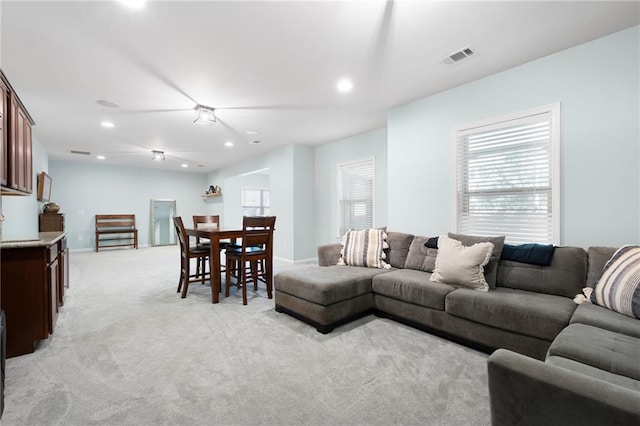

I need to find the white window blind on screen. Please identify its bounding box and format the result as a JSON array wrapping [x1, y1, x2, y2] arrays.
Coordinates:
[[337, 158, 374, 237], [455, 104, 560, 244], [242, 187, 270, 216]]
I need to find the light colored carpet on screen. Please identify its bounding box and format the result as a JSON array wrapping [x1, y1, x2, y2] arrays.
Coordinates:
[[3, 245, 490, 425]]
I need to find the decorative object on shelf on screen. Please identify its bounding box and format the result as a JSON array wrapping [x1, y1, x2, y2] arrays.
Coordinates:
[[205, 185, 222, 195], [43, 202, 60, 214]]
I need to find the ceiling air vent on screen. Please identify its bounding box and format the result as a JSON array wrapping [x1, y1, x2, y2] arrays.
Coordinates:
[[440, 46, 476, 65], [70, 150, 91, 156]]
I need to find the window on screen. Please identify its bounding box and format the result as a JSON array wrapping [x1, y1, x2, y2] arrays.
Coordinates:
[[337, 158, 374, 236], [454, 104, 560, 244], [242, 188, 270, 216]]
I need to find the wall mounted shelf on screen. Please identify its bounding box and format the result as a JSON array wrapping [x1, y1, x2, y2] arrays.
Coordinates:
[[202, 193, 223, 203]]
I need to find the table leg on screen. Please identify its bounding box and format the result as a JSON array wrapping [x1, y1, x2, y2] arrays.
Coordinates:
[[211, 237, 220, 303]]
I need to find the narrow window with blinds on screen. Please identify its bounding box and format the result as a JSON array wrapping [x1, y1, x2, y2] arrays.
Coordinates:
[[242, 187, 270, 216], [454, 104, 560, 244], [337, 158, 375, 237]]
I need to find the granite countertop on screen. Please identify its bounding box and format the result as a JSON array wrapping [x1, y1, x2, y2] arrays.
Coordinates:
[[0, 231, 67, 248]]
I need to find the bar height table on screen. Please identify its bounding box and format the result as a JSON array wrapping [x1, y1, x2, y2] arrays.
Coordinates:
[[185, 227, 243, 303]]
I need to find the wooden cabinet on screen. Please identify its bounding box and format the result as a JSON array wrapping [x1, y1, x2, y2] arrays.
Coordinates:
[[0, 234, 67, 358], [47, 244, 60, 334], [0, 77, 7, 187], [1, 69, 34, 195], [58, 236, 69, 306], [39, 213, 65, 232]]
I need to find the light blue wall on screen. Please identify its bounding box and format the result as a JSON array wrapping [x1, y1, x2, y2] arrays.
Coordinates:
[[293, 145, 316, 260], [388, 26, 640, 247], [314, 127, 387, 245], [223, 172, 270, 229], [2, 137, 48, 239], [49, 160, 207, 250], [207, 145, 316, 261]]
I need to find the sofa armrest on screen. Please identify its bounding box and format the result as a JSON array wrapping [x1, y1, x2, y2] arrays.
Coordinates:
[[317, 243, 342, 266], [488, 349, 640, 426]]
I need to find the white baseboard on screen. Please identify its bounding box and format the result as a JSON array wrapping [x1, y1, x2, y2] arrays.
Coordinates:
[[70, 243, 151, 253], [274, 256, 318, 265]]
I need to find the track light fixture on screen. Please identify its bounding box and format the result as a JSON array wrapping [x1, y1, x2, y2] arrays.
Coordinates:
[[152, 150, 165, 161], [194, 105, 217, 125]]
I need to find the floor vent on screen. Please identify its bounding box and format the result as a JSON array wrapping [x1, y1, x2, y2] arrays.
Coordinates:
[[70, 150, 91, 155], [440, 46, 476, 65]]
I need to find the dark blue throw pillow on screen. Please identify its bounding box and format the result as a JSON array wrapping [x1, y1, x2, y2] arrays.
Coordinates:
[[501, 243, 556, 266], [424, 237, 439, 249]]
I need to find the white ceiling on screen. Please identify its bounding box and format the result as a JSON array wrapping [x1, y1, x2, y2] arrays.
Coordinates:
[[1, 1, 638, 172]]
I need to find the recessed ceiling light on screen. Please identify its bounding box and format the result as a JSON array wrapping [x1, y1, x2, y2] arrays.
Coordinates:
[[96, 155, 106, 160], [118, 0, 146, 9], [245, 130, 260, 136], [224, 141, 234, 148], [336, 78, 353, 93], [181, 164, 189, 168], [101, 121, 114, 128]]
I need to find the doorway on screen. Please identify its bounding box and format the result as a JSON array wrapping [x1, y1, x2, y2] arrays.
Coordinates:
[[150, 199, 176, 246]]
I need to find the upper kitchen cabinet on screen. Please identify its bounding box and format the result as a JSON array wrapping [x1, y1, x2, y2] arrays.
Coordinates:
[[0, 76, 7, 187], [1, 69, 35, 195]]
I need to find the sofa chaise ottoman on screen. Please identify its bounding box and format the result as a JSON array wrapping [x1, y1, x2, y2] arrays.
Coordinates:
[[274, 232, 414, 333]]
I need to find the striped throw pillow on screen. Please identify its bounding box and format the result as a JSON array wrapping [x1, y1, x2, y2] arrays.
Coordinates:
[[590, 245, 640, 319], [338, 229, 391, 269]]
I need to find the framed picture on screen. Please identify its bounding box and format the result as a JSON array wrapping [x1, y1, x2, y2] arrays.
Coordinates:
[[37, 171, 52, 202]]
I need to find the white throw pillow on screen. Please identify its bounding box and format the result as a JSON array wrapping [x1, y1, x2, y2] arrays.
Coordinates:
[[589, 245, 640, 319], [430, 235, 494, 291], [337, 228, 391, 269]]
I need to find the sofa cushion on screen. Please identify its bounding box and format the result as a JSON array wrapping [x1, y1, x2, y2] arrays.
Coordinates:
[[496, 246, 587, 298], [590, 245, 640, 319], [338, 228, 391, 269], [570, 303, 640, 339], [385, 232, 415, 269], [546, 356, 640, 392], [317, 243, 343, 266], [587, 246, 617, 287], [404, 236, 438, 273], [448, 232, 505, 289], [431, 235, 493, 291], [372, 269, 455, 311], [501, 243, 555, 266], [445, 287, 577, 341], [274, 265, 388, 306], [548, 324, 640, 381]]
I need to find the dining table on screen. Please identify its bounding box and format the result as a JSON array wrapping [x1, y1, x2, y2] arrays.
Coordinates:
[[185, 227, 243, 303]]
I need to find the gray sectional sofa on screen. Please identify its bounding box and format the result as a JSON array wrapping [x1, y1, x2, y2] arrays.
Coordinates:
[[274, 233, 640, 425]]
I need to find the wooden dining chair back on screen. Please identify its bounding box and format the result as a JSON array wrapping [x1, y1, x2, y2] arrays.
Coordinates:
[[173, 216, 210, 299], [225, 216, 276, 305], [192, 215, 220, 246], [192, 215, 225, 276]]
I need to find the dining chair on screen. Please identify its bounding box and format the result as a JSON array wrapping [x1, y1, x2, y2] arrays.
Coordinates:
[[173, 216, 210, 298], [225, 216, 276, 305], [192, 215, 230, 277]]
